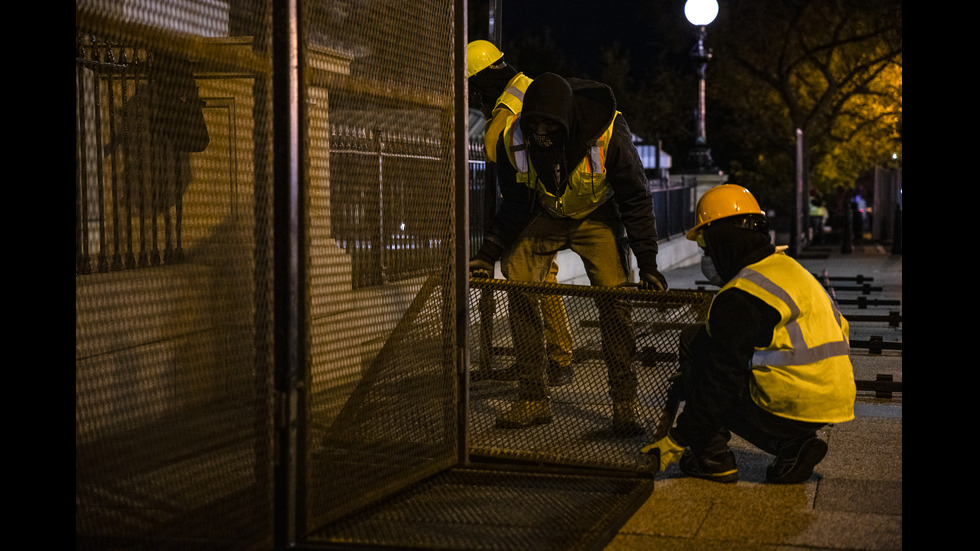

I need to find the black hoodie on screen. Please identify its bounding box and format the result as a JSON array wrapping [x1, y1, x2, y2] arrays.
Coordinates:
[[481, 73, 661, 275], [671, 223, 782, 450], [702, 220, 775, 283]]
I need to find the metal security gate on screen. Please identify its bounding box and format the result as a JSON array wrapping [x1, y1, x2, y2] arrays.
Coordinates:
[[75, 2, 277, 550], [301, 279, 711, 551], [466, 281, 711, 471], [76, 2, 713, 550], [307, 467, 654, 551]]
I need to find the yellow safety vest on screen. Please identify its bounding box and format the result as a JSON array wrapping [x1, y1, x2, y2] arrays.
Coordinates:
[[484, 73, 533, 164], [710, 251, 856, 423], [503, 113, 616, 219]]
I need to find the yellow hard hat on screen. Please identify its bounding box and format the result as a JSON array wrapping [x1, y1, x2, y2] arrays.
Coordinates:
[[467, 40, 504, 78], [686, 184, 766, 241]]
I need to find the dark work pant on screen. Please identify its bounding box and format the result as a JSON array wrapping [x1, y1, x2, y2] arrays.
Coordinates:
[[679, 324, 825, 459]]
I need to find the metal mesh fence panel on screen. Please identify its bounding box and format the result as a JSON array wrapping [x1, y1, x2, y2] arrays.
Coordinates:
[[308, 467, 653, 551], [468, 279, 713, 472], [76, 1, 276, 550], [77, 1, 708, 548], [301, 0, 461, 535], [306, 279, 709, 550], [308, 274, 459, 526]]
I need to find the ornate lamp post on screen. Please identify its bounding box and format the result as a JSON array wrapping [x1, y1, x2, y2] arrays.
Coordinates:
[[684, 0, 718, 173]]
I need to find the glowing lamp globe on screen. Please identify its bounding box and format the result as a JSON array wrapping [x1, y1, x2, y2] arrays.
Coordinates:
[[684, 0, 719, 26]]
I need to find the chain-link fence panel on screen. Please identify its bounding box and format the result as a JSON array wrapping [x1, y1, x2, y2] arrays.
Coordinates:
[[305, 278, 710, 550], [301, 0, 462, 536], [307, 467, 653, 551], [308, 274, 460, 526], [76, 2, 277, 550], [468, 279, 713, 472], [77, 1, 710, 549]]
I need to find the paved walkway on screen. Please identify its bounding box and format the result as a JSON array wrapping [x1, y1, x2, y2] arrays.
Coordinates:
[[606, 244, 903, 550]]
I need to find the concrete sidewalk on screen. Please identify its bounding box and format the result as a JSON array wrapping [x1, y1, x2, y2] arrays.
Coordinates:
[[606, 244, 903, 550]]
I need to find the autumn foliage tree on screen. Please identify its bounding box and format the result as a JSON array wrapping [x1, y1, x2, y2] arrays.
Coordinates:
[[707, 0, 902, 213], [467, 0, 901, 220]]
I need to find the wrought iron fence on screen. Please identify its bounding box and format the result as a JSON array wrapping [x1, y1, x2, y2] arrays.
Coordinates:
[[653, 174, 698, 240], [76, 35, 209, 275], [469, 139, 493, 253], [329, 123, 448, 287]]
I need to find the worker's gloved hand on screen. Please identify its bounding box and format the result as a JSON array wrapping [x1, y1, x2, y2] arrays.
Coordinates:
[[641, 434, 685, 472], [469, 257, 493, 279], [470, 241, 502, 279], [638, 268, 668, 291]]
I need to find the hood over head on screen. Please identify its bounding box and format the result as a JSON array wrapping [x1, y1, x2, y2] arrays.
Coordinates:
[[519, 73, 617, 189], [520, 73, 617, 149], [565, 76, 617, 150], [520, 72, 573, 141], [702, 215, 775, 283]]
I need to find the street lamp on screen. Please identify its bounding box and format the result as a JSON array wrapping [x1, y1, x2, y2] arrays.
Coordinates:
[[684, 0, 718, 173]]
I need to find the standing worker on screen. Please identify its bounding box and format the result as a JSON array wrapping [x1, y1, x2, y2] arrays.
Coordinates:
[[469, 72, 667, 436], [467, 40, 574, 386], [642, 184, 855, 483]]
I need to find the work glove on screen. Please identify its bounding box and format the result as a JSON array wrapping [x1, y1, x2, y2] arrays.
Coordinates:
[[469, 257, 493, 279], [641, 434, 685, 472], [470, 241, 502, 279], [638, 268, 668, 291]]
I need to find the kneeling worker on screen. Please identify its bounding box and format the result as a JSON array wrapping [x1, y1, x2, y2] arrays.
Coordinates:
[[642, 184, 855, 483]]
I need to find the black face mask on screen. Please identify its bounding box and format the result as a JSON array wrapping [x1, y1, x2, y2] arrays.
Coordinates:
[[530, 127, 565, 151], [702, 221, 774, 283], [525, 134, 566, 194], [469, 89, 484, 110], [521, 72, 572, 152], [523, 118, 567, 183]]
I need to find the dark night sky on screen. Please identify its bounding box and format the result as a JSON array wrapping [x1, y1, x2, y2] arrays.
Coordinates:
[[469, 0, 698, 78]]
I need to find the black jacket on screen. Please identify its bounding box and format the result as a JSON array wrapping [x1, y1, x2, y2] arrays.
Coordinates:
[[672, 224, 780, 449]]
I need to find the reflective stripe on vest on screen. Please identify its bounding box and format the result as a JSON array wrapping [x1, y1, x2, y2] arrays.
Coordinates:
[[493, 73, 532, 120], [509, 117, 529, 173], [485, 74, 533, 164], [713, 252, 856, 423], [738, 268, 851, 367]]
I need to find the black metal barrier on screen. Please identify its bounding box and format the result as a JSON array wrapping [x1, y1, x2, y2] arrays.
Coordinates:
[[850, 336, 903, 355], [303, 277, 714, 551], [855, 374, 902, 399], [307, 466, 656, 551], [466, 278, 713, 472]]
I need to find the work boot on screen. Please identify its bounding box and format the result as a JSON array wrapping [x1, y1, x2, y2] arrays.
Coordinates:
[[546, 359, 574, 386], [495, 399, 552, 429], [611, 399, 645, 437], [766, 437, 828, 484], [679, 449, 739, 483]]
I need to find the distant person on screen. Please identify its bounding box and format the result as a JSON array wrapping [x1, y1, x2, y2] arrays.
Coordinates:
[[469, 72, 667, 436], [852, 192, 867, 242], [467, 40, 574, 386], [642, 184, 855, 483], [808, 193, 827, 246]]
